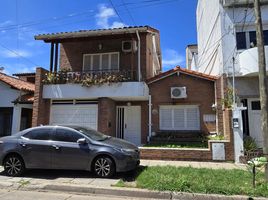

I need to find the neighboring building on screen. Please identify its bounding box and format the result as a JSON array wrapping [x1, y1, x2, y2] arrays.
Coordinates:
[[147, 66, 217, 136], [196, 0, 268, 146], [32, 26, 218, 146], [186, 44, 198, 70], [0, 73, 35, 137]]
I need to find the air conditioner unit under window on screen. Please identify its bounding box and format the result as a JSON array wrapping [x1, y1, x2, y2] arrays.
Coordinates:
[[171, 87, 187, 99], [122, 41, 137, 53]]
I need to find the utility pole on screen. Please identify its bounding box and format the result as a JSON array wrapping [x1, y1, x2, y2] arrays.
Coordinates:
[[254, 0, 268, 181]]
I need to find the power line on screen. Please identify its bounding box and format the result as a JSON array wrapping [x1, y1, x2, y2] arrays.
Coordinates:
[[0, 42, 40, 67], [0, 0, 178, 32], [121, 0, 136, 26], [108, 0, 126, 25]]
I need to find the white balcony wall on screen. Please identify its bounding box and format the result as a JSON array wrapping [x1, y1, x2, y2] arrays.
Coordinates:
[[239, 46, 268, 75], [43, 82, 149, 101]]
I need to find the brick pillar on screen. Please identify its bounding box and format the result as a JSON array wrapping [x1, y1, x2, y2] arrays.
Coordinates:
[[32, 67, 50, 127], [215, 75, 227, 135], [98, 98, 116, 137], [224, 109, 235, 161]]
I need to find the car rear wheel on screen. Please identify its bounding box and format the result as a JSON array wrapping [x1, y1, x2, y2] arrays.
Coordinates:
[[93, 157, 115, 178], [3, 155, 25, 177]]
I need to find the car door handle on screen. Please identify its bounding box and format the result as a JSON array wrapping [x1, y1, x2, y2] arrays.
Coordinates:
[[19, 142, 27, 147], [52, 145, 60, 150]]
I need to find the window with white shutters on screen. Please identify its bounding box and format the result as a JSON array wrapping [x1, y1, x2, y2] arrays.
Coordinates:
[[83, 52, 119, 71], [159, 105, 200, 130]]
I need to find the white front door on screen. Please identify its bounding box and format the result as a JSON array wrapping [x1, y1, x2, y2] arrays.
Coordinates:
[[248, 98, 262, 147], [116, 106, 141, 146], [50, 104, 98, 130]]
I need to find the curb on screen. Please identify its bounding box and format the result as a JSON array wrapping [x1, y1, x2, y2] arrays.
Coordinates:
[[43, 184, 172, 199], [42, 184, 268, 200]]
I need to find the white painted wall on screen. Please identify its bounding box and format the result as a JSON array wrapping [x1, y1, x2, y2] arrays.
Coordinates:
[[43, 82, 149, 100], [196, 0, 268, 76], [196, 0, 223, 75], [0, 82, 20, 107]]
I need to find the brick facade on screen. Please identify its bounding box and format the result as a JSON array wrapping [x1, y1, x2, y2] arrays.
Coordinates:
[[59, 33, 161, 80], [149, 73, 216, 134], [215, 75, 227, 135], [32, 68, 50, 127]]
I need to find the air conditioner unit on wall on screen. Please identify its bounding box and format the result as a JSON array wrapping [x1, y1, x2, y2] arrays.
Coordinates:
[[171, 87, 187, 99], [122, 41, 137, 53]]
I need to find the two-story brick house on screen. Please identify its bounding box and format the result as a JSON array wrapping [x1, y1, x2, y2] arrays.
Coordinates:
[[32, 26, 218, 147], [33, 26, 161, 146]]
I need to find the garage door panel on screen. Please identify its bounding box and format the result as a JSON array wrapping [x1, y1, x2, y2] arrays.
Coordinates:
[[50, 105, 98, 130]]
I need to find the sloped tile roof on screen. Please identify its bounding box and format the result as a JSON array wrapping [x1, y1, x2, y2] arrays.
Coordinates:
[[146, 66, 218, 84], [34, 26, 159, 41], [0, 72, 35, 92]]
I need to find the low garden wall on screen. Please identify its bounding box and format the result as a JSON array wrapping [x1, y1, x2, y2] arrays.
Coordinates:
[[140, 139, 234, 162]]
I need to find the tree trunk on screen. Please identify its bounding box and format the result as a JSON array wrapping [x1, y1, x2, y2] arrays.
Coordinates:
[[254, 0, 268, 181]]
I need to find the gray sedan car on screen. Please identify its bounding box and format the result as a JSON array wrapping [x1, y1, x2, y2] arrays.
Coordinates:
[[0, 125, 140, 178]]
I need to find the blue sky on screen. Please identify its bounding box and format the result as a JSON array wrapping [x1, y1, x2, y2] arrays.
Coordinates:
[[0, 0, 197, 74]]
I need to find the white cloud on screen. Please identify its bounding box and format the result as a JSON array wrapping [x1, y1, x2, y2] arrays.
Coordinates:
[[0, 20, 13, 27], [0, 49, 32, 58], [110, 21, 126, 29], [0, 20, 13, 33], [162, 49, 185, 68], [95, 4, 126, 29]]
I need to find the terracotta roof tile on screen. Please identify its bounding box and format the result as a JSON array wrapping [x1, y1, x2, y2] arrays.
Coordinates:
[[146, 66, 218, 84], [0, 72, 35, 92]]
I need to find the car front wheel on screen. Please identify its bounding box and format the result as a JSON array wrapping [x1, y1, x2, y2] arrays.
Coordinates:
[[3, 155, 25, 177], [93, 157, 115, 178]]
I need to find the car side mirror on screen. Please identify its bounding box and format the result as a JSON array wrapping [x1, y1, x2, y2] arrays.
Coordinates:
[[77, 138, 87, 144]]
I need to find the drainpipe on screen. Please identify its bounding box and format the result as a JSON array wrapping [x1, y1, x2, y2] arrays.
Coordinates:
[[136, 30, 141, 82], [148, 95, 152, 142]]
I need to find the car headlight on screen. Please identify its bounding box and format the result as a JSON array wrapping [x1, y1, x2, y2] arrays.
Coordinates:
[[115, 148, 136, 154]]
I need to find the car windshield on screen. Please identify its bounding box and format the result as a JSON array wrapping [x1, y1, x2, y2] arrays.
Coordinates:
[[70, 126, 110, 141]]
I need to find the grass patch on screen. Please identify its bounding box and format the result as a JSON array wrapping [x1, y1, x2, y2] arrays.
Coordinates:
[[18, 180, 30, 188], [117, 166, 268, 197], [143, 143, 208, 149], [208, 135, 225, 141]]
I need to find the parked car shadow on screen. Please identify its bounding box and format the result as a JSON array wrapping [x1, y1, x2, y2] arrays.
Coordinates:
[[0, 165, 147, 180], [115, 165, 147, 182]]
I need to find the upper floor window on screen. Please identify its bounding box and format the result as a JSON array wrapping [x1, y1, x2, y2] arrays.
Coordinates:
[[236, 32, 247, 50], [236, 30, 268, 50], [83, 52, 119, 72]]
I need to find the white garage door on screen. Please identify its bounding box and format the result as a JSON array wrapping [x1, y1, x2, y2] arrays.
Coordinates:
[[160, 105, 200, 130], [50, 104, 98, 130]]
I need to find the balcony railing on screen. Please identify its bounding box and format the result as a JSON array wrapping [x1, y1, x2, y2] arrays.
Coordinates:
[[43, 69, 138, 86]]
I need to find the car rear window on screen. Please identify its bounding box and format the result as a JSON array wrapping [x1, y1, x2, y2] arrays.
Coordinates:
[[23, 128, 51, 140]]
